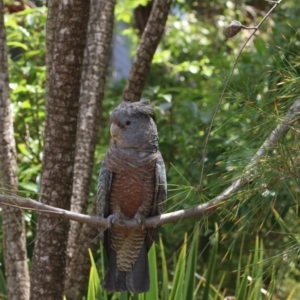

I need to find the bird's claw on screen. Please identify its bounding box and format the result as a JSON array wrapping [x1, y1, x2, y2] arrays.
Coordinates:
[[107, 212, 125, 228], [134, 212, 146, 230]]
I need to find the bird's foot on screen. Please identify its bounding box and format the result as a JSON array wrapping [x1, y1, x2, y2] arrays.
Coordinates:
[[107, 212, 125, 228], [134, 212, 146, 230]]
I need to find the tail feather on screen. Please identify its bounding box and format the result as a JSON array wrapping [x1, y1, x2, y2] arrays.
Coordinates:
[[102, 249, 120, 291], [102, 242, 150, 292], [126, 242, 149, 293]]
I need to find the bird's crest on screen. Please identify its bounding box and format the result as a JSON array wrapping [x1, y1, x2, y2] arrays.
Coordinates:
[[118, 100, 154, 117]]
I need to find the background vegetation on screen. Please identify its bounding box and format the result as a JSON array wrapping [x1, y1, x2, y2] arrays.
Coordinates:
[[2, 0, 300, 299]]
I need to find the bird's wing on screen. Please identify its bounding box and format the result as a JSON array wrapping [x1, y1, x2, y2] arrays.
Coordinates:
[[154, 151, 167, 215], [96, 157, 112, 243], [146, 151, 167, 250]]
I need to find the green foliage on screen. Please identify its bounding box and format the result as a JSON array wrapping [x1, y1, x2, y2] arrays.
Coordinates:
[[159, 235, 169, 300], [168, 233, 186, 300], [3, 6, 47, 279], [4, 0, 300, 298], [202, 224, 219, 300], [87, 229, 297, 299], [87, 249, 102, 300], [5, 8, 46, 198], [145, 245, 158, 300], [183, 227, 198, 299]]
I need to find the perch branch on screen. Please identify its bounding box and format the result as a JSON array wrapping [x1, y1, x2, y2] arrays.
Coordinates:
[[0, 100, 299, 229]]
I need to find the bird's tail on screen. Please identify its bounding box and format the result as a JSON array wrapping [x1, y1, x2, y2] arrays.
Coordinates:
[[102, 242, 150, 293]]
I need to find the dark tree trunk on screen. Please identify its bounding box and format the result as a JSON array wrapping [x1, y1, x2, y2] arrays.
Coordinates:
[[29, 1, 89, 299], [134, 1, 153, 35], [64, 0, 116, 298], [0, 1, 30, 299], [122, 0, 172, 103]]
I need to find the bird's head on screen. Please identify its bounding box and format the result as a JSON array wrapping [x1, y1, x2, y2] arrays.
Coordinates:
[[110, 101, 158, 152]]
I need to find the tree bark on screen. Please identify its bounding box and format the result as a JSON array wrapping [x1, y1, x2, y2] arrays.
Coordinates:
[[122, 0, 172, 102], [29, 1, 89, 299], [0, 1, 30, 299], [64, 0, 116, 298], [65, 202, 99, 299]]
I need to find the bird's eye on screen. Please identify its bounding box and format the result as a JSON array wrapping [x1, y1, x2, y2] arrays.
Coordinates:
[[125, 121, 131, 125]]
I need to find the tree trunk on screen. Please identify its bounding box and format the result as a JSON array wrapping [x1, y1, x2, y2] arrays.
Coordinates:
[[29, 1, 89, 299], [0, 1, 30, 299], [64, 0, 116, 298], [65, 0, 171, 299], [65, 202, 100, 299], [122, 0, 172, 103]]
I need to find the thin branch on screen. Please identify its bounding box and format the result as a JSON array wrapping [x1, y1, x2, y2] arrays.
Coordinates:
[[198, 0, 282, 189], [0, 99, 299, 230], [122, 0, 172, 102]]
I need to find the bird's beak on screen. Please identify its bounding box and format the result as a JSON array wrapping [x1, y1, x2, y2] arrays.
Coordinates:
[[110, 123, 120, 140]]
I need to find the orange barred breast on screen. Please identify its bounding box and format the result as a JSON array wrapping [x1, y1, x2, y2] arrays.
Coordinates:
[[106, 145, 157, 218]]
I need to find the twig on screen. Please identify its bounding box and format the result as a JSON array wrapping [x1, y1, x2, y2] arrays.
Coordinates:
[[198, 0, 282, 190], [0, 98, 299, 229]]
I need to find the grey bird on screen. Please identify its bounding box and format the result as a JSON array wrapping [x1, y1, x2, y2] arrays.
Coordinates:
[[96, 100, 167, 293]]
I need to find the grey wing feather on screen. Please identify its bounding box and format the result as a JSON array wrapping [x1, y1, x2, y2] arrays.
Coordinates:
[[96, 157, 112, 240], [146, 151, 167, 250], [155, 151, 167, 215]]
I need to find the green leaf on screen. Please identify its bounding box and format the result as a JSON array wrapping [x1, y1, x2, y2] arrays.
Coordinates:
[[237, 265, 249, 300], [183, 226, 199, 299], [189, 65, 199, 74], [19, 182, 38, 193], [249, 237, 264, 300], [145, 245, 158, 300], [87, 249, 102, 300], [7, 41, 28, 50], [161, 94, 172, 103], [119, 292, 128, 300], [202, 224, 218, 300], [169, 234, 187, 300], [253, 38, 266, 56], [159, 235, 169, 300], [235, 234, 245, 296]]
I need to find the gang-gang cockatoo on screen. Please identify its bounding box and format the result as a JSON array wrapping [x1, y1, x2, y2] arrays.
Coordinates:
[[96, 100, 166, 292]]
